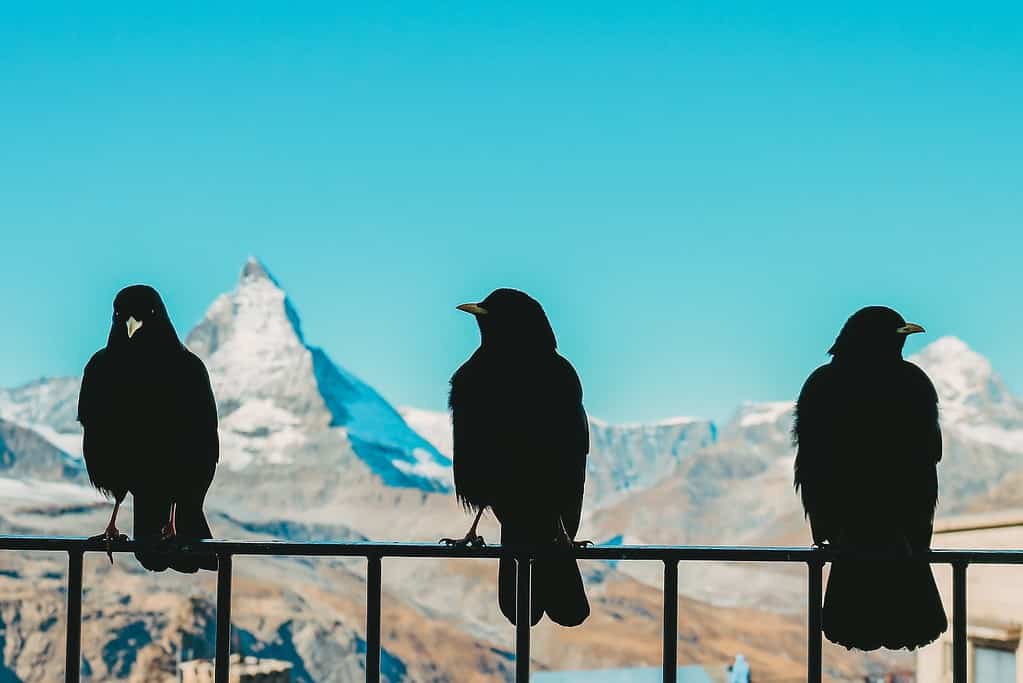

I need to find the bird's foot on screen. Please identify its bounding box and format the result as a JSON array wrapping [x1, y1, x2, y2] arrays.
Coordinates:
[[160, 521, 178, 542], [89, 526, 128, 564], [440, 534, 486, 549], [554, 529, 592, 550]]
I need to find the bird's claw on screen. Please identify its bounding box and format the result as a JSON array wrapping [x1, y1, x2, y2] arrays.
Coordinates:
[[90, 528, 128, 564], [554, 531, 593, 551], [160, 524, 177, 542], [440, 535, 486, 549]]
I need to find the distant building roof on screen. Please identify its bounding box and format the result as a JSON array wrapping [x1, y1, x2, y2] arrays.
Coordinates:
[[179, 654, 292, 677], [532, 666, 714, 682]]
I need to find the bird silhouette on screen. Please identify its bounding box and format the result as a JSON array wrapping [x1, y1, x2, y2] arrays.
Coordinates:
[[794, 305, 947, 650], [78, 285, 218, 572], [443, 288, 590, 627]]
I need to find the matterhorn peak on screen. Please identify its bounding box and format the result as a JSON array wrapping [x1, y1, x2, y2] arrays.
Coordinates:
[[183, 259, 452, 490], [240, 256, 279, 286]]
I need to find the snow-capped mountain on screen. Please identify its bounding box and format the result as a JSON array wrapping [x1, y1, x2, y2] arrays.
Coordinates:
[[586, 416, 717, 503], [0, 376, 82, 456], [913, 336, 1023, 449], [186, 258, 451, 490]]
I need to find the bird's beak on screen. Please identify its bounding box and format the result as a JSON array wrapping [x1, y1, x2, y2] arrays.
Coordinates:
[[126, 316, 144, 339], [457, 303, 488, 316], [896, 323, 925, 335]]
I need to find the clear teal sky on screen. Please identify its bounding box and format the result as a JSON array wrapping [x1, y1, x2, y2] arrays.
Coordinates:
[[2, 3, 1020, 422]]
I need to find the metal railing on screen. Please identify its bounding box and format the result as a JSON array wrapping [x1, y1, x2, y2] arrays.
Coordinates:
[[2, 537, 1020, 683]]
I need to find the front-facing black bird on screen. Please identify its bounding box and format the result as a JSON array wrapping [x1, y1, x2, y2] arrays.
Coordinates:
[[444, 288, 590, 627], [78, 285, 219, 572], [794, 306, 947, 650]]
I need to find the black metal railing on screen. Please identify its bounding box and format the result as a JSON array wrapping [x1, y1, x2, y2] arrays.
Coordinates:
[[2, 537, 1019, 683]]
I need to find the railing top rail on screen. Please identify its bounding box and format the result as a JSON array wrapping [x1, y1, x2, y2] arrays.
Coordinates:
[[2, 535, 1023, 564]]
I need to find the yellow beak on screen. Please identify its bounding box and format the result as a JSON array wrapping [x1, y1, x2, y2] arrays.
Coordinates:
[[896, 322, 925, 335], [456, 303, 488, 316], [126, 316, 144, 339]]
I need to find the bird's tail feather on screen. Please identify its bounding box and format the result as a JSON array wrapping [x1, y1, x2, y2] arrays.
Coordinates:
[[823, 558, 947, 650], [498, 557, 544, 626], [497, 527, 589, 627], [534, 553, 589, 627], [172, 502, 218, 573]]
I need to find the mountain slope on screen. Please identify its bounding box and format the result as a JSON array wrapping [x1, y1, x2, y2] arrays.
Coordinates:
[[0, 376, 82, 455]]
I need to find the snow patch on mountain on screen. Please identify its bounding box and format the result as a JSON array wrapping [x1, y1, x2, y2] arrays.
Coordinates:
[[0, 477, 102, 506], [0, 377, 83, 456], [310, 346, 452, 489], [737, 401, 794, 428], [399, 407, 454, 458]]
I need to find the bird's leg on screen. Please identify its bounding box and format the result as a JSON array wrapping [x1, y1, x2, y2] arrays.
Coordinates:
[[160, 502, 178, 541], [89, 497, 128, 564], [556, 517, 592, 550], [440, 507, 486, 548]]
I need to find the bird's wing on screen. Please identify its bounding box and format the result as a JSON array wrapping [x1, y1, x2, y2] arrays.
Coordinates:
[[550, 354, 589, 539], [177, 349, 220, 470], [78, 350, 123, 496], [449, 352, 491, 511], [900, 360, 942, 548], [793, 364, 838, 544], [902, 361, 942, 464], [77, 350, 109, 427]]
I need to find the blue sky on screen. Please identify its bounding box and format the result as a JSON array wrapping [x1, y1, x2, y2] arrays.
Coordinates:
[[1, 3, 1020, 422]]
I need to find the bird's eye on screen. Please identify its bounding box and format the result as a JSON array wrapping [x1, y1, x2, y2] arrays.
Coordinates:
[[150, 309, 156, 316]]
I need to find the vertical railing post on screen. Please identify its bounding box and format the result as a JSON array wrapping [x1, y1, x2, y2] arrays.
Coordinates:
[[662, 559, 679, 683], [953, 561, 967, 683], [515, 554, 532, 683], [215, 555, 233, 683], [64, 549, 83, 683], [807, 558, 824, 683], [366, 555, 382, 683]]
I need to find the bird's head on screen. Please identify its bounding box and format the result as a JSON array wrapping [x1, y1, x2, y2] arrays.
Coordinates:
[[108, 285, 179, 349], [457, 288, 557, 351], [828, 306, 925, 360]]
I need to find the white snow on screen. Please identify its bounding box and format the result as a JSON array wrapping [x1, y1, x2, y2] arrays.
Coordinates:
[[739, 401, 794, 427], [0, 376, 83, 456], [394, 448, 454, 481], [912, 337, 994, 406], [0, 477, 103, 506], [218, 399, 307, 470], [398, 407, 454, 457], [3, 420, 83, 457]]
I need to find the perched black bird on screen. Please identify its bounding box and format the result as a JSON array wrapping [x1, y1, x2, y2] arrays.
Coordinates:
[[78, 285, 218, 572], [793, 306, 947, 650], [443, 288, 590, 627]]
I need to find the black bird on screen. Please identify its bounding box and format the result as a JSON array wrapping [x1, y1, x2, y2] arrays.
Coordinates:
[[793, 306, 947, 650], [78, 285, 219, 572], [443, 288, 590, 627]]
